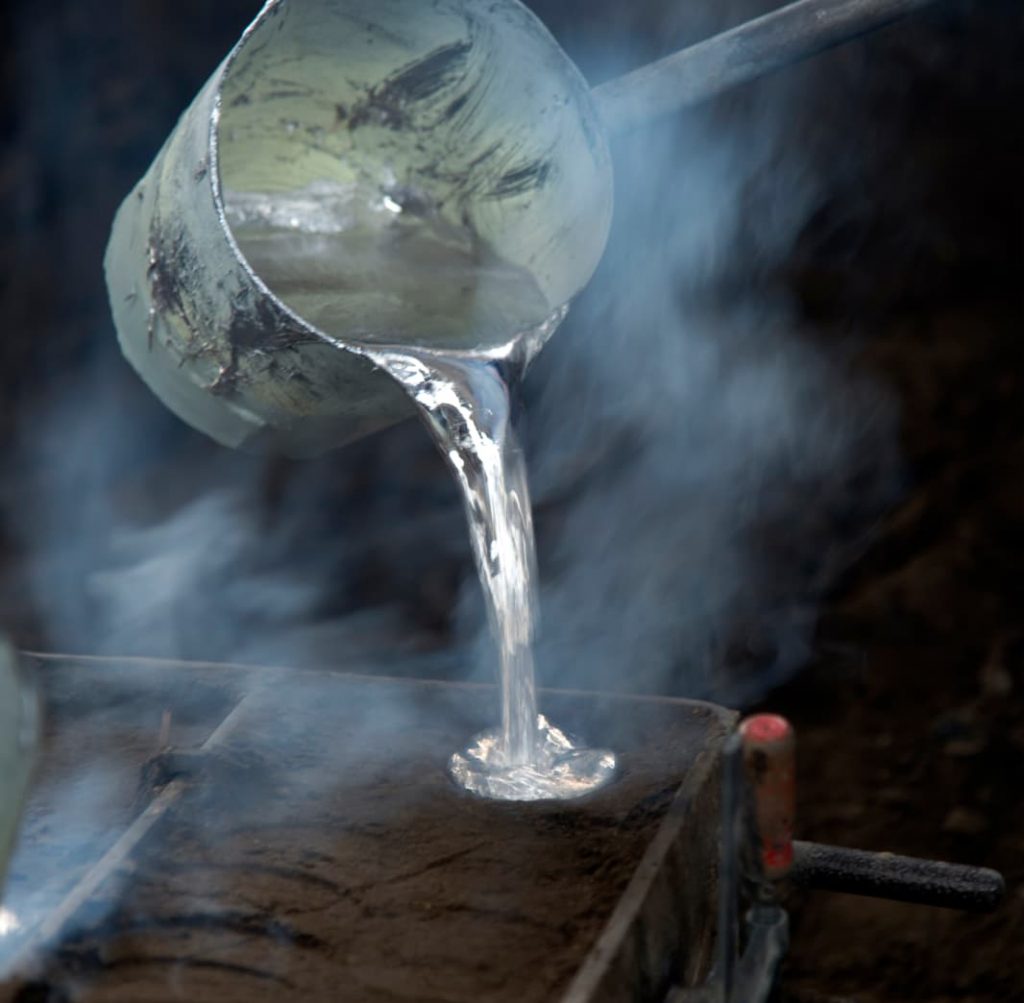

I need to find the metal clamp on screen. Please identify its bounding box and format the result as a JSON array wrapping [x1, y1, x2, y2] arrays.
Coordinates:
[[669, 712, 1005, 1003]]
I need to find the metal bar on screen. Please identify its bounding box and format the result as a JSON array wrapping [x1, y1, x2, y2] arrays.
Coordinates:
[[6, 691, 258, 976], [24, 780, 189, 952], [731, 903, 789, 1003], [716, 734, 744, 1003], [1, 641, 38, 893], [666, 740, 789, 1003], [593, 0, 940, 132], [21, 649, 736, 711], [790, 840, 1005, 912]]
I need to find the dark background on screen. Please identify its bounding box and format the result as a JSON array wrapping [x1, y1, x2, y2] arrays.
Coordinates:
[[1, 0, 1022, 999]]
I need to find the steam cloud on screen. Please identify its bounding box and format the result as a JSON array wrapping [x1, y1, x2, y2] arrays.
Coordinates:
[[510, 2, 901, 702], [1, 0, 902, 703], [524, 108, 899, 702]]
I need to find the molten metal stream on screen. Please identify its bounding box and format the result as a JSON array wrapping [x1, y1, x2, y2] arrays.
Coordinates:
[[366, 344, 617, 800], [228, 184, 616, 800]]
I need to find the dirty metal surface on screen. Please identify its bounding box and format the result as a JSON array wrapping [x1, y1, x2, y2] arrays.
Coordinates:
[[0, 658, 733, 1002]]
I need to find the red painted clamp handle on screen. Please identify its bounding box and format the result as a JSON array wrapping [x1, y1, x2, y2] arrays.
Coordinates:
[[739, 713, 796, 880]]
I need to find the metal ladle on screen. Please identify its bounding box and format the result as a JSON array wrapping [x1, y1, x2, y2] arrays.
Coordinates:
[[105, 0, 937, 456]]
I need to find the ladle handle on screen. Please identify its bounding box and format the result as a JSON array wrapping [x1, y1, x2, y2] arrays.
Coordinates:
[[592, 0, 940, 132]]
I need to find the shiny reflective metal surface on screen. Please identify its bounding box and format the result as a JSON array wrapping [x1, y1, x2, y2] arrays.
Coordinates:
[[104, 0, 612, 457], [450, 714, 617, 802], [104, 0, 945, 457]]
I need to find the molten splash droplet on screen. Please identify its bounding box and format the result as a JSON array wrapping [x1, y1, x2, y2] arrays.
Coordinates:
[[450, 715, 616, 801]]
